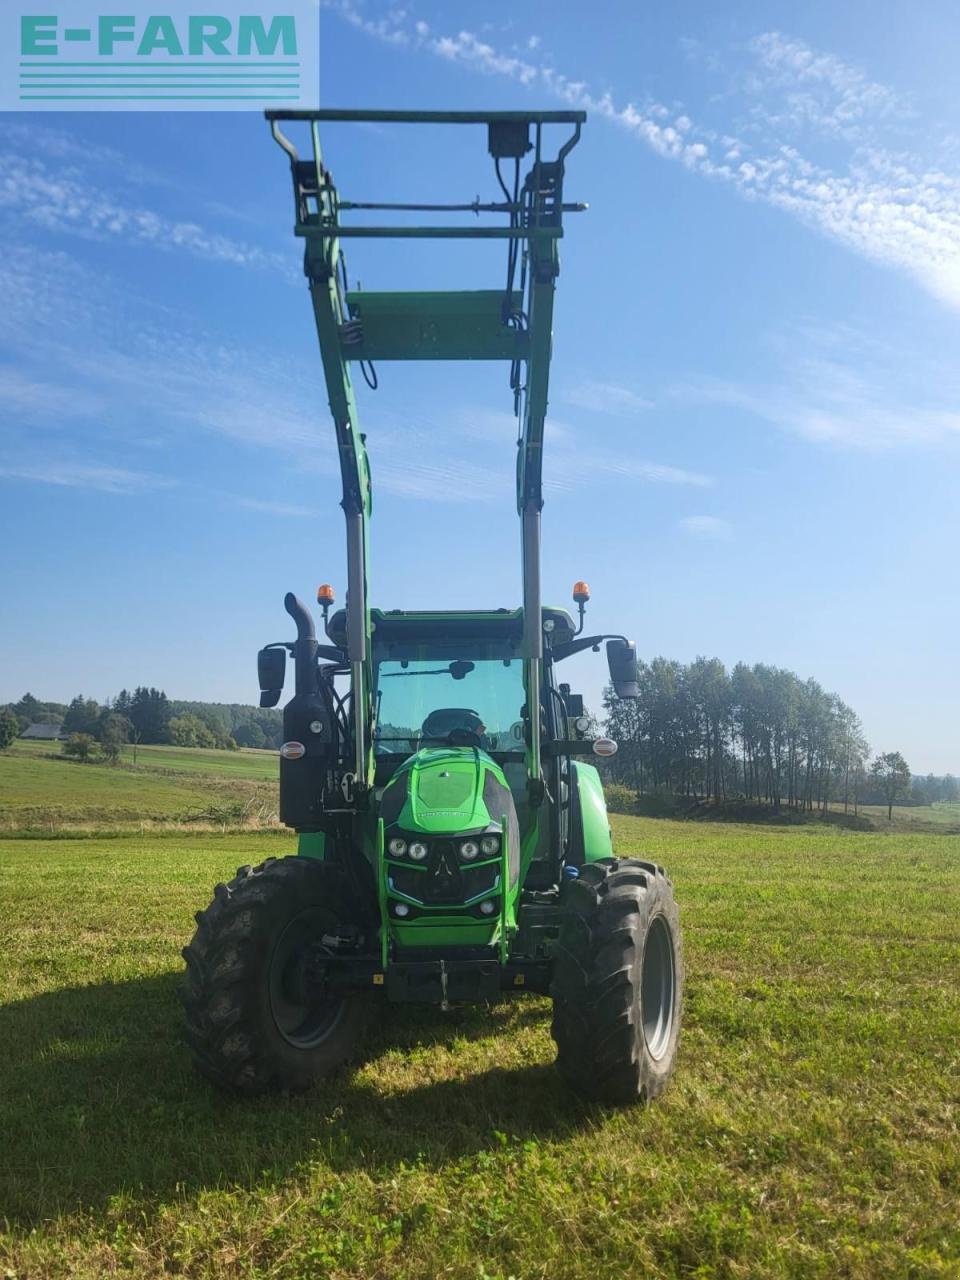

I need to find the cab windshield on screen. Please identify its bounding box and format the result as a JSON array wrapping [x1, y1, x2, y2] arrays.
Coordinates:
[[374, 650, 526, 756]]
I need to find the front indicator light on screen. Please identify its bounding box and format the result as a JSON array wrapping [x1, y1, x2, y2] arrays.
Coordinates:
[[480, 835, 500, 856], [592, 737, 618, 758], [460, 840, 480, 860], [408, 842, 428, 861], [388, 838, 407, 856]]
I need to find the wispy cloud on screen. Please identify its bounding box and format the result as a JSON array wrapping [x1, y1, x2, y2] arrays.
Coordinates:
[[431, 29, 540, 84], [744, 32, 906, 141], [561, 379, 653, 417], [0, 366, 105, 419], [1, 121, 173, 188], [0, 243, 706, 507], [580, 456, 711, 487], [678, 515, 732, 540], [0, 460, 173, 494], [673, 324, 960, 451], [0, 137, 288, 273], [325, 4, 960, 311], [231, 495, 317, 518]]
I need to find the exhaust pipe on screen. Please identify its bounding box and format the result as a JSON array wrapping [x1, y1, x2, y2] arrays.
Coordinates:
[[284, 592, 318, 698]]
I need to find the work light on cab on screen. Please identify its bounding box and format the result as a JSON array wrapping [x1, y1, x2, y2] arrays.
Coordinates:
[[317, 582, 335, 623], [572, 580, 590, 633]]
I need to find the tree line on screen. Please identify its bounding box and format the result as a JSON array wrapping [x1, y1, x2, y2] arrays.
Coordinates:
[[2, 690, 283, 754], [601, 657, 957, 817]]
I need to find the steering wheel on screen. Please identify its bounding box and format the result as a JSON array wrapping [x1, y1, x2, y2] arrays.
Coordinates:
[[446, 727, 484, 748]]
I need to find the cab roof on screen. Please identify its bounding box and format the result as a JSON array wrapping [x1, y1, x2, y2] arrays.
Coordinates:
[[325, 606, 577, 648]]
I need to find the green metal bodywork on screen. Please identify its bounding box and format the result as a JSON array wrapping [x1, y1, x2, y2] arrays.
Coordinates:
[[378, 747, 522, 952], [297, 831, 326, 860], [574, 763, 615, 861], [387, 747, 501, 835], [380, 746, 519, 951]]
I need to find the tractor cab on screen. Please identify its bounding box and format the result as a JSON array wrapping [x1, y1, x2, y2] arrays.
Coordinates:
[[260, 599, 635, 954]]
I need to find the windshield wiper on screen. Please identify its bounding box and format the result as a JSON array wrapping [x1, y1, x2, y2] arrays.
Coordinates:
[[380, 660, 475, 680]]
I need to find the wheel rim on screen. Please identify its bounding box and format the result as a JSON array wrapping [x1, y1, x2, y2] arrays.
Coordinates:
[[640, 914, 676, 1061], [268, 910, 346, 1049]]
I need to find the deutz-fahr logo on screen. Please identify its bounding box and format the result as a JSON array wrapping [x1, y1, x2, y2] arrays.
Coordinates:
[[5, 1, 317, 110]]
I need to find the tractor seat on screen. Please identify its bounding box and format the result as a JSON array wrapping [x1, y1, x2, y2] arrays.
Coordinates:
[[420, 708, 486, 744]]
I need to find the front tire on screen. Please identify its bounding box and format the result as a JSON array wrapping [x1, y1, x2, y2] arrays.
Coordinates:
[[551, 858, 683, 1105], [180, 856, 372, 1094]]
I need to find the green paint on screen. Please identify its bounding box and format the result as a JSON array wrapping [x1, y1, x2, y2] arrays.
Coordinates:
[[342, 290, 526, 361], [296, 831, 325, 860], [389, 748, 498, 835], [378, 746, 518, 955], [575, 763, 615, 861]]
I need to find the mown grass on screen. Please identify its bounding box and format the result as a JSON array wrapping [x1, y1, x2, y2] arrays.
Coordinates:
[[113, 743, 278, 779], [1, 818, 959, 1278], [853, 801, 960, 831], [0, 743, 278, 832]]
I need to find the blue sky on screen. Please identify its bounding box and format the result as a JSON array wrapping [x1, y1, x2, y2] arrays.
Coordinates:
[[1, 0, 958, 772]]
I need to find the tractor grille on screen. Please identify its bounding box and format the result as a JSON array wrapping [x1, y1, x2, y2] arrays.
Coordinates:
[[389, 844, 499, 906]]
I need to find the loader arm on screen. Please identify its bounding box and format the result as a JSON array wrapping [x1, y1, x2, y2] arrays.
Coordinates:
[[267, 108, 585, 795]]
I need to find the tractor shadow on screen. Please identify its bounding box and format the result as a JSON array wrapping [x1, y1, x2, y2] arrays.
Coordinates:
[[1, 972, 595, 1226]]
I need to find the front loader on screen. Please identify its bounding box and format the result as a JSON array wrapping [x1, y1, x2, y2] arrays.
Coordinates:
[[181, 110, 683, 1105]]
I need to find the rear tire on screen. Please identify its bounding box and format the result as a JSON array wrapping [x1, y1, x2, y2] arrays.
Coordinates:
[[551, 857, 683, 1105], [180, 856, 372, 1094]]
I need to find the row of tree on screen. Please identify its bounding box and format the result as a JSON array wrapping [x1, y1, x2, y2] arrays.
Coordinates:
[[601, 658, 955, 817], [4, 690, 283, 751]]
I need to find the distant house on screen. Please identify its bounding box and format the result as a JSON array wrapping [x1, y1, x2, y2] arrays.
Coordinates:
[[20, 723, 66, 741]]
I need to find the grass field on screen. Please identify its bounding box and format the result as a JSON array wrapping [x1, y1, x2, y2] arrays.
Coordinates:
[[10, 737, 279, 778], [0, 741, 278, 831], [2, 816, 959, 1278], [854, 801, 960, 830]]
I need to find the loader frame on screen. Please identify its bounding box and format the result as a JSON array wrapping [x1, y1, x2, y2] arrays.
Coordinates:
[[266, 108, 586, 806]]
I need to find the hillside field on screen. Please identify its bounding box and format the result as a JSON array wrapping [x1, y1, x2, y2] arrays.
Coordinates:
[[0, 740, 279, 830], [1, 814, 958, 1278]]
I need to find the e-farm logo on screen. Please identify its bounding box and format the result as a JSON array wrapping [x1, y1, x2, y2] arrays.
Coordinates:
[[4, 0, 318, 109]]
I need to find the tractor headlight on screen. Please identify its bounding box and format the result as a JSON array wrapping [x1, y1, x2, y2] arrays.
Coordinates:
[[459, 839, 480, 861], [408, 841, 429, 861], [388, 837, 407, 856], [480, 835, 500, 856]]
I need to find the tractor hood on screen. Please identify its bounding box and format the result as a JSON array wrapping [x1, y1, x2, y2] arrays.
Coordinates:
[[380, 746, 505, 836]]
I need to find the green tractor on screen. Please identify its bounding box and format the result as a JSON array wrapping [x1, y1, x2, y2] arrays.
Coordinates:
[[181, 110, 683, 1105]]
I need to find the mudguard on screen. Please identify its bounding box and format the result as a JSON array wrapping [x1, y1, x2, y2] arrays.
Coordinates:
[[568, 761, 614, 865]]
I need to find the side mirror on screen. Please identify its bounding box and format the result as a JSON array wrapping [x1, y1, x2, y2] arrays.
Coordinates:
[[606, 638, 640, 699], [258, 646, 286, 708]]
